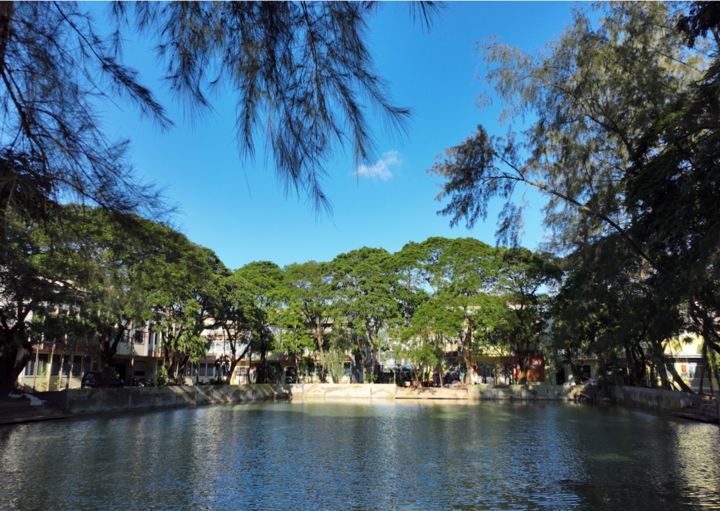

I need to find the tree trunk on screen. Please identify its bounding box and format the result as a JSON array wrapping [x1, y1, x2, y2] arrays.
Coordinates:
[[412, 363, 420, 386], [45, 342, 56, 392], [663, 358, 694, 393], [99, 328, 124, 379], [65, 340, 76, 391], [316, 323, 326, 383], [32, 342, 40, 391], [367, 333, 376, 384], [357, 349, 367, 384], [163, 337, 179, 384], [130, 334, 135, 385], [227, 358, 239, 385], [58, 350, 66, 391], [227, 340, 251, 386], [176, 354, 189, 383], [699, 343, 707, 395], [0, 330, 33, 394], [634, 342, 650, 387], [462, 317, 473, 385], [517, 355, 527, 385]]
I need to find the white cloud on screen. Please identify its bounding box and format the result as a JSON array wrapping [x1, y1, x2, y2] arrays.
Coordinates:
[[356, 151, 401, 181]]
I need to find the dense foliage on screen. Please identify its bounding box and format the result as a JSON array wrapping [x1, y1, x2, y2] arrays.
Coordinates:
[[431, 2, 720, 391], [1, 200, 560, 389]]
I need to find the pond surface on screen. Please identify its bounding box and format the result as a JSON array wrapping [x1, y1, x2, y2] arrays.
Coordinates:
[[1, 401, 719, 510]]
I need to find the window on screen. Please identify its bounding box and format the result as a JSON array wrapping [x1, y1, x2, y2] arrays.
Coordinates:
[[37, 355, 48, 376], [72, 356, 82, 376], [134, 361, 146, 377], [62, 357, 72, 377], [134, 330, 145, 344], [582, 365, 591, 379], [51, 355, 62, 376], [199, 364, 206, 377], [25, 358, 36, 376]]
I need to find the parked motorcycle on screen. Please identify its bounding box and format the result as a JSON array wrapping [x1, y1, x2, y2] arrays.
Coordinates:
[[132, 377, 155, 388]]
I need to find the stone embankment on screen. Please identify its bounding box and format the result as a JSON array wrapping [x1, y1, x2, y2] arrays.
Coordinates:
[[291, 383, 396, 402], [2, 383, 717, 424], [395, 383, 597, 401], [63, 384, 290, 416], [470, 384, 597, 402], [0, 393, 72, 425], [611, 385, 719, 421]]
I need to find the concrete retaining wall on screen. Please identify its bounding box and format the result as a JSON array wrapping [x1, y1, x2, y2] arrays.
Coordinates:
[[609, 386, 700, 413], [468, 384, 594, 401], [61, 383, 710, 418], [396, 387, 468, 400], [294, 383, 396, 402], [65, 384, 290, 416]]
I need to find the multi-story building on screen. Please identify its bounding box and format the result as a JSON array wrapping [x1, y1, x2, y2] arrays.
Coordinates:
[[18, 317, 165, 391]]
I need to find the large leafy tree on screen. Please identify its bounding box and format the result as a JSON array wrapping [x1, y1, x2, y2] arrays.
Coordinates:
[[496, 248, 560, 383], [388, 242, 429, 334], [1, 203, 190, 391], [430, 3, 704, 254], [552, 237, 694, 392], [385, 242, 430, 382], [210, 271, 259, 384], [64, 206, 159, 379], [0, 207, 75, 392], [283, 261, 335, 382], [405, 237, 503, 383], [235, 261, 284, 383], [150, 236, 227, 384], [401, 297, 455, 385], [435, 238, 500, 382], [390, 238, 453, 384], [332, 247, 399, 382], [429, 3, 718, 390], [270, 300, 315, 380], [627, 2, 720, 386], [391, 237, 503, 384]]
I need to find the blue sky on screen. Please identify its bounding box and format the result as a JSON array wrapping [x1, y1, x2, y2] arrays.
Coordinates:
[[101, 2, 578, 270]]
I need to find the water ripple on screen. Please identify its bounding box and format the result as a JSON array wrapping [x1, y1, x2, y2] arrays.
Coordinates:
[[1, 402, 719, 510]]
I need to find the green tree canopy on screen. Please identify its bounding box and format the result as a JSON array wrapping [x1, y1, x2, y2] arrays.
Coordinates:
[[430, 2, 720, 390], [332, 247, 398, 382], [282, 260, 335, 382], [148, 231, 227, 384], [0, 205, 77, 392], [235, 261, 285, 383]]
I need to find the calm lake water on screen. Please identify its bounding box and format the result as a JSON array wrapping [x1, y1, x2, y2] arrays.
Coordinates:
[[1, 401, 719, 510]]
